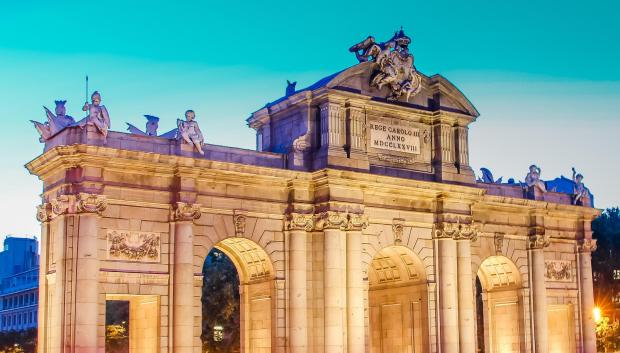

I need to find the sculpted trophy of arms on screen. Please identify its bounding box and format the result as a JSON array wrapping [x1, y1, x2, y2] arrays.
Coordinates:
[[30, 100, 75, 141], [177, 109, 205, 155]]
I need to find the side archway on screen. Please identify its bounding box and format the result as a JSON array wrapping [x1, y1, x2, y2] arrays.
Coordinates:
[[202, 237, 275, 353], [367, 245, 429, 353], [475, 255, 524, 353]]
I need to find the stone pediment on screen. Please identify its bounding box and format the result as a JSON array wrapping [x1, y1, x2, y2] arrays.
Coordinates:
[[312, 62, 478, 118], [255, 61, 478, 121]]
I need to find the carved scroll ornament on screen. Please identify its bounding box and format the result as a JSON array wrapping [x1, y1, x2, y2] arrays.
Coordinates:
[[433, 220, 478, 241], [76, 193, 107, 214], [577, 238, 597, 253]]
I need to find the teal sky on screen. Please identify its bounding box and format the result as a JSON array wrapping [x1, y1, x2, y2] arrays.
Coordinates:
[[1, 0, 619, 238]]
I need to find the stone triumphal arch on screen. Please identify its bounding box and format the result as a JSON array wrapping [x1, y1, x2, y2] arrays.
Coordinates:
[[29, 30, 599, 353]]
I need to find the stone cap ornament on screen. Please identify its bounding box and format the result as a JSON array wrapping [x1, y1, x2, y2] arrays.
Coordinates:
[[349, 28, 422, 101]]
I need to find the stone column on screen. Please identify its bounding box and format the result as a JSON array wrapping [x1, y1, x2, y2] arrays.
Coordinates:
[[347, 106, 365, 153], [320, 102, 344, 149], [173, 202, 201, 353], [346, 214, 368, 353], [74, 193, 107, 353], [577, 239, 597, 353], [317, 211, 347, 353], [456, 225, 478, 353], [528, 233, 550, 353], [286, 213, 313, 353], [36, 204, 51, 353], [48, 196, 70, 353], [434, 222, 460, 353]]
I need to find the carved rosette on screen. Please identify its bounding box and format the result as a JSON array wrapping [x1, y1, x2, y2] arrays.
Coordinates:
[[285, 213, 315, 232], [174, 202, 201, 222], [577, 238, 597, 253], [433, 220, 478, 241], [315, 211, 349, 230], [528, 234, 550, 250], [76, 193, 107, 214], [233, 214, 246, 236], [36, 203, 50, 222], [392, 218, 405, 244], [346, 213, 369, 231]]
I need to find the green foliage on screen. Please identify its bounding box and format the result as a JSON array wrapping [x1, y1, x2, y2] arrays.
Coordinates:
[[596, 316, 620, 353], [0, 329, 36, 353], [201, 249, 240, 353]]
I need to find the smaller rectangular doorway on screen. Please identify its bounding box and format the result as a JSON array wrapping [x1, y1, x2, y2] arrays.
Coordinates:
[[106, 294, 160, 353]]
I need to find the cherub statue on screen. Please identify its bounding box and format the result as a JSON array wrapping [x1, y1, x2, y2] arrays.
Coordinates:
[[524, 164, 546, 192], [30, 100, 75, 141], [79, 91, 110, 138], [177, 110, 204, 154], [127, 115, 159, 136], [572, 167, 588, 205]]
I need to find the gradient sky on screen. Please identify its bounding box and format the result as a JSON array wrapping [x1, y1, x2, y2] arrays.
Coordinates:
[[0, 0, 618, 239]]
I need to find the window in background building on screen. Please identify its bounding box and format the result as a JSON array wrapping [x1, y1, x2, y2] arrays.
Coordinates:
[[613, 292, 620, 305], [613, 269, 620, 280]]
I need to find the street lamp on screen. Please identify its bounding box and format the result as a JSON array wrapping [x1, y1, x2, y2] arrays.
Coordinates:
[[593, 306, 602, 324]]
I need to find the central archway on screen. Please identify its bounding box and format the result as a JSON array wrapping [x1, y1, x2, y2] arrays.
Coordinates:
[[367, 245, 429, 353], [201, 237, 275, 353]]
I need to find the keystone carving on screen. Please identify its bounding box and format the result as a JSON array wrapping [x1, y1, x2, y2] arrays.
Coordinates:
[[577, 238, 597, 253], [76, 193, 107, 214], [233, 214, 246, 236], [174, 202, 201, 222], [494, 233, 505, 255], [392, 218, 405, 244]]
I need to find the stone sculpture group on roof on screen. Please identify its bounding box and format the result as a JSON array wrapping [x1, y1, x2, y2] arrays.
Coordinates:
[[477, 165, 591, 206], [30, 90, 206, 155], [349, 29, 422, 101]]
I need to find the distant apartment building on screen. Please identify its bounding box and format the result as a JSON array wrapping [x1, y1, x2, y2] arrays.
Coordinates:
[[0, 236, 39, 332]]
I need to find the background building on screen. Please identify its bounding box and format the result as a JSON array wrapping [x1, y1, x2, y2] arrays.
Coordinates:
[[0, 236, 39, 332]]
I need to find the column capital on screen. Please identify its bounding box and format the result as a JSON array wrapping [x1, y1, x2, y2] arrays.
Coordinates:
[[315, 211, 348, 230], [433, 220, 478, 241], [528, 233, 550, 250], [346, 213, 369, 231], [174, 202, 201, 222], [577, 238, 597, 253], [36, 203, 51, 222], [50, 194, 70, 218], [285, 213, 315, 232], [76, 193, 107, 214]]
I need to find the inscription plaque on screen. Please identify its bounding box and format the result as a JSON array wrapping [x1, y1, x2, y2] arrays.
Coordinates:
[[369, 121, 421, 154]]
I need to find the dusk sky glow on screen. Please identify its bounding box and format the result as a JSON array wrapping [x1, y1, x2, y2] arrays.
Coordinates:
[[1, 0, 618, 238]]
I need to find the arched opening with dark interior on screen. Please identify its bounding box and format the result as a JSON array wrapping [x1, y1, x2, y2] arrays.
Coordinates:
[[201, 237, 275, 353]]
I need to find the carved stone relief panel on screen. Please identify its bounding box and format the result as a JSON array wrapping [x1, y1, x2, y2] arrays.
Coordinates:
[[107, 230, 161, 263], [544, 260, 572, 282]]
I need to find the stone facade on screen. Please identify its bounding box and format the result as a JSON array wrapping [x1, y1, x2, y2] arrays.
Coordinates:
[[27, 54, 599, 353]]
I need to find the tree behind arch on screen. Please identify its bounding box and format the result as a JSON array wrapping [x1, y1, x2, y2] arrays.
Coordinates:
[[201, 249, 240, 353]]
